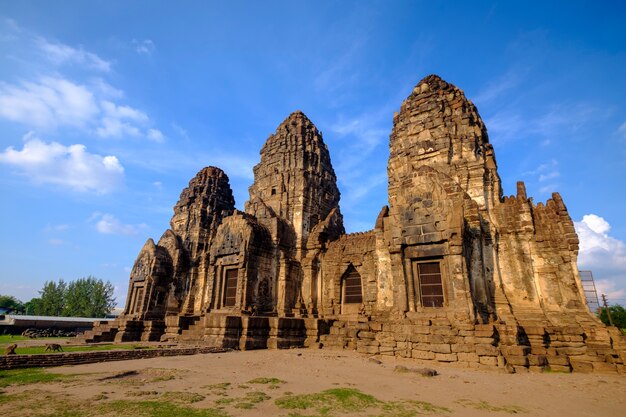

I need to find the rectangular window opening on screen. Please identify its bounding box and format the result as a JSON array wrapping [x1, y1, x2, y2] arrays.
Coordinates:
[[416, 261, 444, 307], [223, 268, 238, 307]]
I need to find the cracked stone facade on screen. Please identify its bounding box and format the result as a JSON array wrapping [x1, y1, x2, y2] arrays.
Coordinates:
[[89, 75, 624, 373]]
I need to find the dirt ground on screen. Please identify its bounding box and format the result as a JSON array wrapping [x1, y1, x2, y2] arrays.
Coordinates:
[[2, 348, 625, 416]]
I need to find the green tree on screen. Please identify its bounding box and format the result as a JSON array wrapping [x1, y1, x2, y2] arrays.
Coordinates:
[[0, 295, 25, 314], [598, 304, 626, 329], [38, 280, 66, 316], [24, 298, 42, 315], [63, 276, 116, 318]]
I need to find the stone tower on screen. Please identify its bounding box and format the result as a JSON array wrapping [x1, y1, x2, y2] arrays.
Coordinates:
[[246, 111, 343, 258], [388, 74, 501, 213]]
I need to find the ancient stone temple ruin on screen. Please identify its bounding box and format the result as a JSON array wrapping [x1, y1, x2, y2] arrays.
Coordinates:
[[82, 75, 625, 373]]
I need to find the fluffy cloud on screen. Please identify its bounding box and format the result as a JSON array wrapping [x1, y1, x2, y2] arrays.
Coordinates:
[[0, 28, 163, 141], [0, 132, 124, 193], [575, 214, 626, 302], [0, 77, 163, 141], [91, 213, 147, 236], [35, 37, 111, 72], [0, 77, 99, 129]]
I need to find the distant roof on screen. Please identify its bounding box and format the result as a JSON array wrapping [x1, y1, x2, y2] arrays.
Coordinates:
[[0, 314, 106, 324]]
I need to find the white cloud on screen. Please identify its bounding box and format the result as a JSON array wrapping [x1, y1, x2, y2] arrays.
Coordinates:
[[35, 37, 111, 71], [0, 77, 99, 129], [0, 28, 163, 141], [474, 69, 524, 104], [484, 112, 525, 144], [538, 171, 560, 182], [575, 214, 626, 302], [171, 123, 190, 140], [619, 121, 626, 139], [101, 100, 149, 123], [147, 128, 165, 142], [524, 159, 560, 194], [92, 213, 147, 236], [0, 132, 124, 193], [90, 78, 124, 99], [133, 39, 155, 55], [48, 238, 64, 246], [0, 77, 161, 140]]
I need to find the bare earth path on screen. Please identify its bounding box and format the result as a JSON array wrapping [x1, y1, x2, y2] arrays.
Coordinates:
[[2, 349, 624, 416]]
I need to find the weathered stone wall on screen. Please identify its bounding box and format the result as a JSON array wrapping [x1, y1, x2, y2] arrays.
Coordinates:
[[0, 346, 226, 370], [320, 318, 626, 373], [320, 231, 378, 317]]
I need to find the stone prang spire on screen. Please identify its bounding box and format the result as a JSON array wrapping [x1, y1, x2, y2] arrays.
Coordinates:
[[246, 110, 343, 259]]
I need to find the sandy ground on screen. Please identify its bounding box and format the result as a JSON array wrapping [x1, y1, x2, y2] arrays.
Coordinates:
[[4, 348, 626, 416]]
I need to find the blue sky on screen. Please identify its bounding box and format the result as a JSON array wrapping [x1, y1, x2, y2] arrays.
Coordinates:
[[1, 1, 625, 307]]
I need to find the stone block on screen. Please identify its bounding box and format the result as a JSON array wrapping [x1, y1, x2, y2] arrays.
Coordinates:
[[548, 365, 571, 373], [591, 362, 618, 373], [457, 352, 479, 362], [475, 344, 499, 356], [357, 331, 376, 340], [431, 326, 457, 336], [505, 355, 529, 366], [436, 353, 458, 362], [527, 355, 548, 367], [545, 355, 570, 366], [451, 343, 475, 353], [500, 346, 530, 356], [479, 356, 498, 366], [569, 359, 593, 373], [412, 349, 436, 360]]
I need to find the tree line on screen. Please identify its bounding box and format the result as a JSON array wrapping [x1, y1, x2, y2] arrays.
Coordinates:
[[0, 276, 116, 318]]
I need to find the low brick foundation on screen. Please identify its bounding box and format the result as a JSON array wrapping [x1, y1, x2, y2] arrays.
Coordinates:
[[320, 318, 626, 374], [0, 346, 227, 370]]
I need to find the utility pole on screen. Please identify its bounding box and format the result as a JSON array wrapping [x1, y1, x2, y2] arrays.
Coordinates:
[[601, 294, 614, 327]]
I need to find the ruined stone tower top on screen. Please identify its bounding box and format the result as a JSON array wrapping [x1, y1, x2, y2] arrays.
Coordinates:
[[388, 74, 502, 211], [170, 166, 235, 257], [246, 111, 343, 256]]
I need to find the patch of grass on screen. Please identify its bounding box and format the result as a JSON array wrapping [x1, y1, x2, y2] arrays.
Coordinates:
[[0, 368, 72, 387], [126, 390, 160, 397], [99, 400, 231, 417], [276, 388, 380, 414], [232, 391, 271, 409], [0, 389, 84, 416], [151, 374, 176, 382], [276, 388, 451, 417], [0, 335, 70, 345], [0, 389, 229, 417], [247, 377, 286, 385], [215, 398, 235, 405], [0, 391, 24, 404], [455, 399, 526, 414], [161, 391, 206, 404], [204, 382, 231, 390], [14, 343, 153, 355], [237, 384, 249, 389], [382, 400, 450, 416]]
